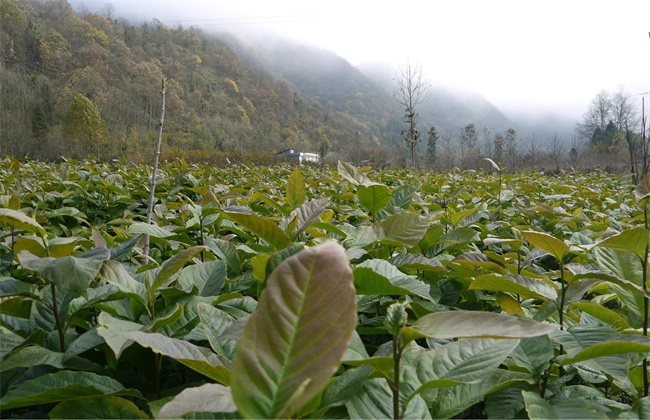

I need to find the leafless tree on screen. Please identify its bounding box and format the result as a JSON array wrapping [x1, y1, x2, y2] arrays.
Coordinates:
[[526, 134, 543, 170], [577, 90, 612, 140], [393, 62, 430, 168], [611, 86, 638, 131], [547, 133, 565, 171]]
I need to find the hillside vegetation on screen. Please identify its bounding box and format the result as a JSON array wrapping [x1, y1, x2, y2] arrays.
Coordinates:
[[0, 0, 383, 162]]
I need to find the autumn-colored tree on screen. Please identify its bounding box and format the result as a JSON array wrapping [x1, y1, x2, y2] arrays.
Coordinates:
[[62, 93, 108, 158]]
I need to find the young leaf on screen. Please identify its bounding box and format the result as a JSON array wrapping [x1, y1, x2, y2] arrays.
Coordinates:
[[354, 259, 432, 301], [374, 211, 430, 248], [151, 246, 207, 291], [0, 208, 46, 237], [411, 311, 558, 339], [286, 169, 306, 210], [357, 184, 391, 216], [222, 212, 291, 250], [337, 161, 372, 186], [521, 230, 570, 262], [49, 395, 149, 419], [470, 274, 558, 301], [595, 227, 648, 262], [230, 241, 357, 419]]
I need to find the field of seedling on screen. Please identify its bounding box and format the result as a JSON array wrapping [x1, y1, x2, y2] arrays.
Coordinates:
[[2, 156, 650, 419]]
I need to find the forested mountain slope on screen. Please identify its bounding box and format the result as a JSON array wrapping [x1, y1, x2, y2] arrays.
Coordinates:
[[0, 0, 380, 161]]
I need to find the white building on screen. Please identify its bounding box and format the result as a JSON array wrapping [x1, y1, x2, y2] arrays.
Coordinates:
[[277, 149, 320, 163]]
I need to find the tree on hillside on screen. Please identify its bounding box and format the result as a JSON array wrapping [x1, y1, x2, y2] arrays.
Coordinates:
[[427, 125, 439, 168], [32, 102, 49, 137], [63, 93, 108, 158], [393, 62, 430, 168], [460, 123, 478, 168], [493, 133, 504, 165], [611, 86, 637, 131], [577, 90, 612, 140], [505, 128, 518, 171]]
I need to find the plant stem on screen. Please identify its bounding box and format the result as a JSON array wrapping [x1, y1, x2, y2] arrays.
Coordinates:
[[156, 353, 163, 399], [392, 334, 402, 420], [641, 202, 650, 397], [51, 283, 65, 351]]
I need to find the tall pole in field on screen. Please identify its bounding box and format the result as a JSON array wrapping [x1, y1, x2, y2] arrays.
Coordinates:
[[143, 79, 166, 258]]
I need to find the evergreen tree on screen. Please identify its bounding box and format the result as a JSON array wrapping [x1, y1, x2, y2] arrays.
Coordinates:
[[31, 103, 49, 137], [427, 125, 438, 168], [494, 133, 504, 164], [63, 94, 108, 158]]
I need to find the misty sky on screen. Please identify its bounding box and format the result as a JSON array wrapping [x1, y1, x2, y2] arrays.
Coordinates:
[[74, 0, 650, 120]]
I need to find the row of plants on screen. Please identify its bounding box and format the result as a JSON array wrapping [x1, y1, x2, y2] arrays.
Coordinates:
[[1, 155, 650, 418]]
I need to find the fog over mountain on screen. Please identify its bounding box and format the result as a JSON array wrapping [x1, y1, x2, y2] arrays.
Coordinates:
[[70, 0, 650, 143]]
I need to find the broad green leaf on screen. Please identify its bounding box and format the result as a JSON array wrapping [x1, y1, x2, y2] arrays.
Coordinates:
[[354, 259, 432, 301], [49, 395, 148, 419], [231, 241, 357, 419], [151, 246, 207, 292], [0, 371, 143, 410], [99, 260, 148, 306], [570, 301, 630, 329], [470, 274, 558, 300], [289, 197, 330, 235], [522, 390, 607, 419], [146, 303, 184, 332], [521, 230, 570, 262], [0, 208, 46, 237], [412, 311, 558, 339], [286, 169, 306, 210], [158, 383, 237, 419], [121, 331, 231, 384], [97, 312, 143, 359], [19, 247, 110, 294], [571, 269, 650, 299], [595, 227, 648, 262], [178, 260, 226, 296], [223, 212, 291, 250], [320, 364, 373, 408], [556, 341, 650, 366], [550, 326, 643, 391], [412, 339, 519, 398], [205, 237, 241, 275], [450, 207, 477, 227], [622, 395, 650, 419], [127, 222, 176, 238], [197, 303, 237, 361], [374, 211, 430, 247], [249, 191, 290, 217], [509, 335, 555, 376], [345, 379, 431, 420], [389, 183, 420, 209], [430, 370, 532, 419], [337, 161, 372, 186], [0, 345, 102, 372], [357, 184, 391, 216]]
